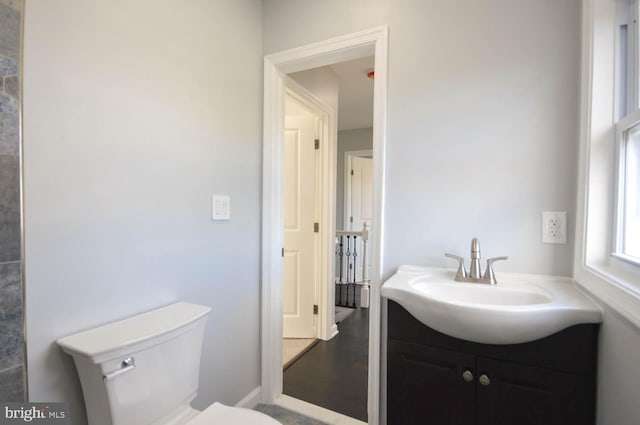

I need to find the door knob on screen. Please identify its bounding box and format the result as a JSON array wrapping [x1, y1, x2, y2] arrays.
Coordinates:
[[479, 374, 490, 386], [462, 370, 474, 382]]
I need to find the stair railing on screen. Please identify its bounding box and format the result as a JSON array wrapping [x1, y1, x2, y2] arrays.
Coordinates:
[[335, 223, 370, 308]]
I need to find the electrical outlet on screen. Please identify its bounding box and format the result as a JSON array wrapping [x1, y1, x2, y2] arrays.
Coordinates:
[[542, 211, 567, 244]]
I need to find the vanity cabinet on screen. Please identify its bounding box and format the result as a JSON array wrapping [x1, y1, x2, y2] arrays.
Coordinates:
[[387, 341, 476, 425], [387, 301, 599, 425]]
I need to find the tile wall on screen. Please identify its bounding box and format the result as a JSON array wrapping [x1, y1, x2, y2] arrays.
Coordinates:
[[0, 0, 24, 402]]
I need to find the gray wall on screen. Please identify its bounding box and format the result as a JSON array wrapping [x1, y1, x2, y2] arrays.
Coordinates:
[[263, 0, 579, 277], [336, 128, 373, 228], [0, 0, 24, 402], [22, 1, 262, 423], [595, 303, 640, 425]]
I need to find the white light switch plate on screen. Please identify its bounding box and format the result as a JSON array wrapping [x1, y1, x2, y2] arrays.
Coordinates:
[[212, 195, 230, 220]]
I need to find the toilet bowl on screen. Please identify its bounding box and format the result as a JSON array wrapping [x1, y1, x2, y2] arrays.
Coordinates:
[[57, 302, 278, 425]]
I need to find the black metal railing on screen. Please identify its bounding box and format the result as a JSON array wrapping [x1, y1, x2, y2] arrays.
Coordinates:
[[335, 223, 370, 308]]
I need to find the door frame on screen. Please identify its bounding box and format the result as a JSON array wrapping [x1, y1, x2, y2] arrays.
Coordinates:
[[284, 76, 338, 341], [261, 26, 388, 425], [344, 149, 374, 230]]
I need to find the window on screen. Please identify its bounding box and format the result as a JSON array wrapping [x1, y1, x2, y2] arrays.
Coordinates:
[[576, 0, 640, 326], [617, 123, 640, 260], [615, 0, 640, 265]]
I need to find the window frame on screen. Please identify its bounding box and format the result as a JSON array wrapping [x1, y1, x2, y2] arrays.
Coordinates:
[[614, 112, 640, 266], [613, 0, 640, 267], [575, 0, 640, 328]]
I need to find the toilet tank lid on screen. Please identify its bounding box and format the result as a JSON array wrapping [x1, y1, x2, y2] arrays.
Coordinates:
[[57, 302, 211, 363]]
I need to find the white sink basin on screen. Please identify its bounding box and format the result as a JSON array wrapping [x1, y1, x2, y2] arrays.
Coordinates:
[[381, 266, 602, 344], [412, 280, 553, 306]]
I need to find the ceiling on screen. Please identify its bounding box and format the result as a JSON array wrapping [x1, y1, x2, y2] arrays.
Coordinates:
[[330, 56, 375, 132]]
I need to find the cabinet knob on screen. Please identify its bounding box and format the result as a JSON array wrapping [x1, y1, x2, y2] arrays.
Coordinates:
[[462, 370, 474, 382], [479, 374, 490, 386]]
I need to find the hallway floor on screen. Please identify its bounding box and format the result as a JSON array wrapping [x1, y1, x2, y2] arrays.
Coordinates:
[[283, 308, 369, 422]]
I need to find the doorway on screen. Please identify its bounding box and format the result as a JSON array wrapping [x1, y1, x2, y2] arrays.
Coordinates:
[[261, 26, 388, 425], [281, 82, 333, 371], [282, 59, 374, 422]]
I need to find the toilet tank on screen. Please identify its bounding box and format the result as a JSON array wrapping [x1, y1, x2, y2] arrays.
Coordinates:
[[57, 302, 211, 425]]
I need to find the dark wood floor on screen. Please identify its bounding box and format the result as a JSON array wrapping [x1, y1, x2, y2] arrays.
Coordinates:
[[283, 307, 369, 422]]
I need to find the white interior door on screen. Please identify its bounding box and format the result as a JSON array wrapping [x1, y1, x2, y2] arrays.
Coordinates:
[[283, 99, 317, 338], [348, 156, 373, 282]]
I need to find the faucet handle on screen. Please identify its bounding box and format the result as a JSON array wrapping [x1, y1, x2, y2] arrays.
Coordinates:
[[445, 253, 468, 279], [483, 256, 508, 284]]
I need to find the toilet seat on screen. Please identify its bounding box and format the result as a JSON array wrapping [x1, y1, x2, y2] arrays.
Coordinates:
[[187, 402, 280, 425]]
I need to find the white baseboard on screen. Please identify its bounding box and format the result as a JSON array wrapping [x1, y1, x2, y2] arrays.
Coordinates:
[[236, 386, 262, 409], [329, 323, 339, 339]]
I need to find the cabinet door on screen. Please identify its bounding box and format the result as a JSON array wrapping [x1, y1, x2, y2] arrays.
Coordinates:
[[476, 357, 595, 425], [387, 340, 476, 425]]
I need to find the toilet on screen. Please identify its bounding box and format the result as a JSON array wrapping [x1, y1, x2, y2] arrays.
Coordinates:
[[57, 302, 279, 425]]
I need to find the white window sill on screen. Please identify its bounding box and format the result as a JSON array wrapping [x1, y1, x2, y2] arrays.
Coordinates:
[[575, 260, 640, 329]]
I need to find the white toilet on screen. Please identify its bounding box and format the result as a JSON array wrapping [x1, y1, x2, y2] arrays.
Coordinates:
[[57, 302, 279, 425]]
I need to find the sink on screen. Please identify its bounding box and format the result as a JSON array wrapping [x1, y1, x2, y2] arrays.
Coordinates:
[[412, 280, 553, 306], [381, 266, 602, 344]]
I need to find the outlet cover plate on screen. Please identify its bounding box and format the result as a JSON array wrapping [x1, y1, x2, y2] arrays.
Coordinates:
[[542, 211, 567, 244]]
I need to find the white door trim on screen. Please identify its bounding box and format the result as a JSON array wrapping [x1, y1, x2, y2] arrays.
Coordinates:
[[285, 76, 338, 342], [344, 149, 374, 230], [261, 26, 388, 425]]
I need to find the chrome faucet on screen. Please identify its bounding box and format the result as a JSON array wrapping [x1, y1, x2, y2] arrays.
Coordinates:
[[445, 238, 508, 285]]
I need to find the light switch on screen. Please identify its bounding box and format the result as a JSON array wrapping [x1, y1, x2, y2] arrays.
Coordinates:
[[212, 195, 231, 220]]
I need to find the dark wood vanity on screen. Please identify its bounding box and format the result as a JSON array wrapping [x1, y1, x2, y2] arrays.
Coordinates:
[[387, 300, 599, 425]]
